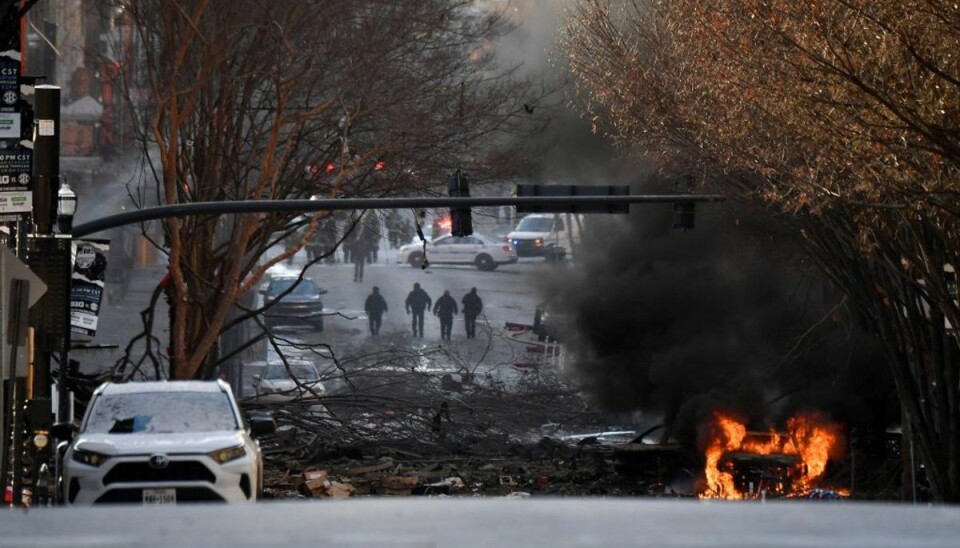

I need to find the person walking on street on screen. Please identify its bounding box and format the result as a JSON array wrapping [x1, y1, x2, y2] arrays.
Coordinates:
[[405, 283, 432, 337], [364, 286, 388, 336], [461, 287, 483, 339], [433, 290, 458, 341], [343, 233, 354, 264], [352, 237, 370, 282], [363, 218, 381, 263]]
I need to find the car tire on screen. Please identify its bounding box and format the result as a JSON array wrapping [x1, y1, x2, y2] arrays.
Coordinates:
[[475, 254, 495, 271], [408, 252, 424, 268]]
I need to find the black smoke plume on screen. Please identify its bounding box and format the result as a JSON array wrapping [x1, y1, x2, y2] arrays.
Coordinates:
[[541, 178, 897, 446], [491, 0, 897, 445]]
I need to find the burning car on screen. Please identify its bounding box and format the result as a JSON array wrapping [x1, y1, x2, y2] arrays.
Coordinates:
[[699, 412, 847, 500]]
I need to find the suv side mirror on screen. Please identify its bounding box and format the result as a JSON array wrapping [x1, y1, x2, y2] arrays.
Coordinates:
[[248, 415, 277, 437], [318, 288, 328, 295]]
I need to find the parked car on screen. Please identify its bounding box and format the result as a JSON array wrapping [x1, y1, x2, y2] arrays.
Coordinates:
[[506, 213, 582, 258], [60, 380, 274, 505], [253, 360, 325, 402], [260, 275, 327, 330], [397, 233, 518, 271]]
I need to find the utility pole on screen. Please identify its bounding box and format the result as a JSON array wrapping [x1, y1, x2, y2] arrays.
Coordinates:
[[28, 85, 63, 401]]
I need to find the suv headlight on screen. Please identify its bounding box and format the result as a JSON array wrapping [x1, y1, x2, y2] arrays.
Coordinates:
[[72, 448, 110, 467], [208, 444, 247, 464]]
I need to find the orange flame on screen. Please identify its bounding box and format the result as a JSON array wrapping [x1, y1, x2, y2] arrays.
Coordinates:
[[700, 412, 843, 499]]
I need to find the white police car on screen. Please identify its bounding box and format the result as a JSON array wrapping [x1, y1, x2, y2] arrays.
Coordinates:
[[397, 233, 518, 271]]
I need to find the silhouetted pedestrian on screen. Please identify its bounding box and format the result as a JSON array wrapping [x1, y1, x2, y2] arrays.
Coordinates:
[[461, 287, 483, 339], [352, 237, 371, 282], [405, 283, 432, 337], [433, 290, 458, 341], [363, 218, 381, 263], [343, 237, 353, 264], [319, 216, 338, 264], [364, 286, 388, 336], [306, 232, 324, 263]]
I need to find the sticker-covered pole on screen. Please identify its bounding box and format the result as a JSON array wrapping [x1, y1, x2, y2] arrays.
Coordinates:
[[32, 85, 59, 235]]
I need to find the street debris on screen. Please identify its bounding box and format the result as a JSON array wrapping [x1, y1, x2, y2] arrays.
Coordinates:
[[260, 433, 704, 499], [247, 350, 706, 499]]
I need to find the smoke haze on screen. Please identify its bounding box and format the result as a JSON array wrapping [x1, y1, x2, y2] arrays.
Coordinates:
[[539, 179, 897, 443], [487, 1, 898, 440]]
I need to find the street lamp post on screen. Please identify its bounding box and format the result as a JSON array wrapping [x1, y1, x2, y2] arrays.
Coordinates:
[[55, 182, 76, 428], [57, 184, 77, 235]]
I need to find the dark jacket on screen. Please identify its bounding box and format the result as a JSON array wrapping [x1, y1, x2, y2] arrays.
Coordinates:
[[433, 294, 458, 318], [365, 292, 388, 317], [462, 291, 483, 317], [406, 288, 432, 313]]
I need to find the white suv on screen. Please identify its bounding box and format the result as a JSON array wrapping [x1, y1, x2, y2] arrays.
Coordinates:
[[61, 380, 272, 505], [507, 213, 582, 258]]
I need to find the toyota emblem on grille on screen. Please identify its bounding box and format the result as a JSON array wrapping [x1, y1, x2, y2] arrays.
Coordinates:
[[148, 454, 170, 470]]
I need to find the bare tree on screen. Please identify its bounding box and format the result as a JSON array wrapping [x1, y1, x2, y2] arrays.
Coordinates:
[[106, 0, 544, 380], [561, 1, 960, 500]]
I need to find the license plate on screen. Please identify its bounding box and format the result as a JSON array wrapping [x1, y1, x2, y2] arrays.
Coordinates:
[[143, 488, 176, 504]]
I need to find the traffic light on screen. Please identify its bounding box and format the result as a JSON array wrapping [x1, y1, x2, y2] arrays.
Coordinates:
[[515, 184, 630, 214], [447, 169, 472, 237]]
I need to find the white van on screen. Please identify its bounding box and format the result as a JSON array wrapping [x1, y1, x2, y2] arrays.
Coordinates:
[[506, 213, 582, 258]]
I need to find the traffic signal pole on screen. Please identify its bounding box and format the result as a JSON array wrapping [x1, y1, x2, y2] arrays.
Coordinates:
[[70, 194, 726, 238]]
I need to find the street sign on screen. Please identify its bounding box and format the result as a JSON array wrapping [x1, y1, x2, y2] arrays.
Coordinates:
[[0, 57, 19, 114], [0, 111, 19, 139], [0, 148, 32, 217]]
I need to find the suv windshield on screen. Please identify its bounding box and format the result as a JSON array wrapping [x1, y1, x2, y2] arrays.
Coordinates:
[[83, 391, 239, 434], [263, 362, 319, 381], [516, 217, 556, 232], [269, 278, 318, 296]]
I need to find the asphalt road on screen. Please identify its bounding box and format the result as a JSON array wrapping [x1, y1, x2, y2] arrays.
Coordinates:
[[245, 242, 568, 396], [4, 499, 959, 547]]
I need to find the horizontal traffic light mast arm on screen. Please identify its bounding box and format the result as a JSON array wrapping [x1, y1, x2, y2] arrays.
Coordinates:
[[71, 194, 726, 238]]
